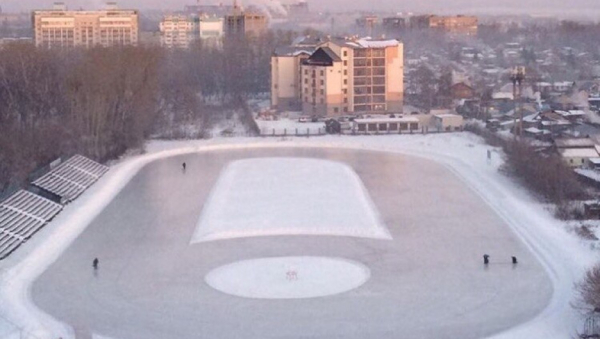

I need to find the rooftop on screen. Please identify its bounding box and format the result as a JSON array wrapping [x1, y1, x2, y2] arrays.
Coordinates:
[[555, 138, 596, 148]]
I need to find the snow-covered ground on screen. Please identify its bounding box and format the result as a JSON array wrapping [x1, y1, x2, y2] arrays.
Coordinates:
[[0, 133, 596, 339], [192, 157, 390, 243]]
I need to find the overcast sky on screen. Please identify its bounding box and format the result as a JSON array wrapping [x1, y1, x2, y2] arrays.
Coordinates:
[[3, 0, 600, 17]]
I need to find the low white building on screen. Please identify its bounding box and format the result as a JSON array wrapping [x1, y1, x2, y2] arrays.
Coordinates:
[[559, 148, 599, 167], [352, 117, 419, 133], [432, 114, 464, 132]]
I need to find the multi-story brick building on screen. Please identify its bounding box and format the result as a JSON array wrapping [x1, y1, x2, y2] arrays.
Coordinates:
[[32, 2, 138, 49], [159, 15, 195, 49], [159, 14, 224, 49], [224, 1, 267, 38], [271, 37, 404, 117], [410, 15, 478, 35], [300, 38, 404, 117]]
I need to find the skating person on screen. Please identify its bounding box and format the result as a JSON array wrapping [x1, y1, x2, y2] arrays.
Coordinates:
[[512, 256, 518, 264], [182, 162, 186, 171], [483, 254, 490, 265], [93, 258, 99, 270]]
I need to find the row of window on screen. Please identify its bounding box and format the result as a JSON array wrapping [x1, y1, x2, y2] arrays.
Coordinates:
[[354, 58, 386, 67], [354, 49, 385, 58], [354, 68, 386, 77], [355, 77, 385, 86], [356, 121, 418, 132], [354, 104, 386, 112], [354, 86, 386, 95], [354, 95, 386, 104]]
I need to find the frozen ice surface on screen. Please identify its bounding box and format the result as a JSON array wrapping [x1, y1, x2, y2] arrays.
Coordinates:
[[0, 133, 596, 339], [191, 157, 391, 243], [204, 256, 371, 299]]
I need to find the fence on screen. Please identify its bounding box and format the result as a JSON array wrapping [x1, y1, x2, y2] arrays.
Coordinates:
[[259, 127, 326, 137], [258, 126, 464, 137]]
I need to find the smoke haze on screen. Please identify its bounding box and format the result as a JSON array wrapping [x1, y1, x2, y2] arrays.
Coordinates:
[[3, 0, 600, 18]]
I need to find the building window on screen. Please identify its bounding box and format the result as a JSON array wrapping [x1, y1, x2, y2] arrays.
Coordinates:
[[343, 60, 347, 66], [320, 80, 324, 85], [343, 79, 347, 85], [343, 50, 347, 57], [320, 70, 324, 76], [344, 70, 347, 76], [334, 108, 339, 113], [320, 98, 324, 104], [320, 89, 324, 95], [343, 89, 347, 94], [344, 98, 348, 103]]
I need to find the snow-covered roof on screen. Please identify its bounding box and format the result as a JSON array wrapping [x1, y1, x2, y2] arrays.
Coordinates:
[[575, 168, 600, 181], [559, 148, 599, 158], [523, 113, 539, 123], [541, 120, 571, 126], [355, 38, 399, 48], [524, 127, 543, 134], [434, 114, 463, 119], [554, 110, 585, 118], [588, 157, 600, 165], [555, 138, 596, 148], [492, 92, 513, 100], [567, 110, 586, 116], [353, 117, 419, 124]]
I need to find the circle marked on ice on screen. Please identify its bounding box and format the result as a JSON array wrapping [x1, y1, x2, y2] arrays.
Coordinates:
[[204, 256, 371, 299]]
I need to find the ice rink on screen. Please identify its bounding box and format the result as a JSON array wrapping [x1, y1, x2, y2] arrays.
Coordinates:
[[31, 147, 552, 339]]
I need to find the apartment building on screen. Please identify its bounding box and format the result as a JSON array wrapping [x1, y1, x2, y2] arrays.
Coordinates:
[[32, 2, 138, 48], [159, 15, 223, 49], [271, 37, 404, 117], [159, 15, 195, 49], [271, 46, 315, 110], [224, 2, 268, 38], [430, 15, 478, 35], [411, 15, 478, 35]]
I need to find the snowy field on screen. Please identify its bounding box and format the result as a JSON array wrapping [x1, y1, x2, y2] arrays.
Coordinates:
[[192, 157, 390, 243], [0, 133, 596, 339]]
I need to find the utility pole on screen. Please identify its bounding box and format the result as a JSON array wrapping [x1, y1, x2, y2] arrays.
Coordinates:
[[510, 66, 526, 139]]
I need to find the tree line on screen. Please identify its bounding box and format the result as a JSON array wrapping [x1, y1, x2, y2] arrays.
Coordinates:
[[0, 31, 295, 194]]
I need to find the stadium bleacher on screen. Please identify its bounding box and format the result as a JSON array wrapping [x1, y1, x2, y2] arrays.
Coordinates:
[[32, 155, 109, 204], [0, 190, 63, 259]]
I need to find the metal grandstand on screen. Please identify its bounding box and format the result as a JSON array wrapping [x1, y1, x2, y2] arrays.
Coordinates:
[[32, 155, 109, 204], [0, 190, 63, 260]]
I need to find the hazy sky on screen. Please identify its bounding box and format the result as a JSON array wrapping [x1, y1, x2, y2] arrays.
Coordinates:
[[3, 0, 600, 17]]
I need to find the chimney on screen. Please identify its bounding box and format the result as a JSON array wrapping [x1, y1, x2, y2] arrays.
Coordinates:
[[53, 2, 67, 11]]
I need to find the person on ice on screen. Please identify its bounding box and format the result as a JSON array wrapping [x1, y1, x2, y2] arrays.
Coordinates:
[[512, 256, 518, 264], [182, 162, 186, 171], [483, 254, 490, 265], [93, 258, 99, 270]]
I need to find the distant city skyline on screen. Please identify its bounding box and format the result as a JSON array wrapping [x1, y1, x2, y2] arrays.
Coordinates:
[[3, 0, 600, 19]]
